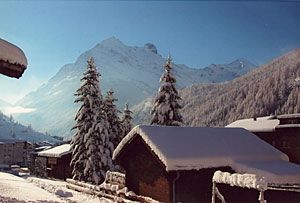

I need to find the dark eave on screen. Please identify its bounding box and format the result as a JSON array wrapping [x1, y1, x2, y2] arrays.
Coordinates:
[[0, 59, 26, 79]]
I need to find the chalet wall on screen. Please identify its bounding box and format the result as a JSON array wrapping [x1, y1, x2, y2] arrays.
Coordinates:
[[255, 128, 300, 164], [217, 183, 300, 203], [174, 167, 234, 203], [120, 136, 170, 202], [275, 127, 300, 164], [46, 153, 72, 180]]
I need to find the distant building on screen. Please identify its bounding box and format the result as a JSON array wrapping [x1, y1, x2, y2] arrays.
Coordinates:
[[0, 139, 28, 166], [227, 114, 300, 164], [113, 125, 300, 203], [37, 144, 72, 180]]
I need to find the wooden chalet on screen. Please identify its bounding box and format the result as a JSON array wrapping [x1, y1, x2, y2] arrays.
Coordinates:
[[227, 114, 300, 164], [113, 125, 300, 203], [38, 144, 72, 180], [0, 39, 27, 78]]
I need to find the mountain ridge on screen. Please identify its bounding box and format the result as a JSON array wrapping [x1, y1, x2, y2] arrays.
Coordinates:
[[132, 48, 300, 127], [0, 111, 59, 144], [12, 37, 257, 139]]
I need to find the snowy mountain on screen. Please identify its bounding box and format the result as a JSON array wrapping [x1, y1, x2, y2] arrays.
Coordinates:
[[0, 111, 59, 144], [0, 99, 11, 109], [14, 37, 256, 139]]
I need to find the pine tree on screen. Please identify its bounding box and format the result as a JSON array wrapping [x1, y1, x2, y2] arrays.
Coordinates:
[[34, 157, 47, 178], [103, 89, 124, 156], [121, 102, 133, 136], [151, 55, 183, 126], [70, 57, 112, 184]]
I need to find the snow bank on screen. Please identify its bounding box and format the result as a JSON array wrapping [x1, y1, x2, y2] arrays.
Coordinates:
[[0, 172, 62, 202], [113, 125, 300, 185], [0, 39, 27, 67], [226, 115, 279, 132], [28, 176, 115, 202], [213, 170, 268, 191], [38, 144, 71, 158]]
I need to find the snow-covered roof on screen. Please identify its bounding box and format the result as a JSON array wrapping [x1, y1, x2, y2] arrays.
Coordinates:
[[113, 125, 300, 185], [0, 139, 26, 144], [277, 113, 300, 119], [0, 39, 27, 67], [226, 116, 279, 132], [276, 124, 300, 129], [38, 144, 71, 158]]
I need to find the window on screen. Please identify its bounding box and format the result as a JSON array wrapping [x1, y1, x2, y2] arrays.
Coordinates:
[[290, 119, 298, 124], [280, 140, 290, 148], [271, 140, 276, 146]]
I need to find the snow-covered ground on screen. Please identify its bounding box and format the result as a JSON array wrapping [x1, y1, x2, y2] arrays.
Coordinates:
[[0, 172, 62, 202], [0, 172, 114, 203]]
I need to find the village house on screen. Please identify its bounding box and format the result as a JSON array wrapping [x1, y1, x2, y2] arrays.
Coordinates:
[[113, 125, 300, 203], [38, 144, 72, 180], [227, 113, 300, 164], [0, 139, 28, 166]]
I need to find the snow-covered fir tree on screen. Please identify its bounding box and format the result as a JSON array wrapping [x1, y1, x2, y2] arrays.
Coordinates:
[[103, 88, 124, 156], [151, 55, 183, 126], [121, 102, 133, 136], [70, 57, 112, 184]]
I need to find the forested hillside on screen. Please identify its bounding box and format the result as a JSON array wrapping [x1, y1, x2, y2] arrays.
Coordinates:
[[132, 49, 300, 127], [181, 49, 300, 127]]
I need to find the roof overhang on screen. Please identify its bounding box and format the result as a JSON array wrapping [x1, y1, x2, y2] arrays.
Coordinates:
[[0, 39, 27, 78]]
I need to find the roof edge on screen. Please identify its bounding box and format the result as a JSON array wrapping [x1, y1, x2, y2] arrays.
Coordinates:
[[113, 125, 168, 168]]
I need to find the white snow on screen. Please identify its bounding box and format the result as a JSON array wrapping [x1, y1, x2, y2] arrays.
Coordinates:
[[0, 172, 63, 202], [2, 105, 36, 115], [105, 171, 125, 185], [213, 170, 268, 191], [233, 159, 300, 185], [0, 39, 27, 67], [0, 172, 120, 202], [38, 144, 71, 158], [277, 113, 300, 119], [226, 115, 279, 132], [113, 125, 300, 185], [27, 176, 115, 203]]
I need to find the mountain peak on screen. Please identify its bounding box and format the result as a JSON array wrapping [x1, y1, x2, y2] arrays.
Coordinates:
[[97, 37, 123, 47], [144, 43, 158, 54], [230, 58, 256, 68]]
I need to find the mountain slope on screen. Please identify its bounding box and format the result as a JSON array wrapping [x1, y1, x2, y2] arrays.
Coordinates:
[[14, 37, 256, 139], [182, 48, 300, 127], [0, 111, 59, 144], [0, 99, 11, 109], [133, 48, 300, 126]]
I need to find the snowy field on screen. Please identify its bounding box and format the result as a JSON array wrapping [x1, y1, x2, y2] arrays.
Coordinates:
[[0, 172, 114, 203]]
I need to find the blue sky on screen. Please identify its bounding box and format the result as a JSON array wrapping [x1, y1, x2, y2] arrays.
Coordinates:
[[0, 1, 300, 103]]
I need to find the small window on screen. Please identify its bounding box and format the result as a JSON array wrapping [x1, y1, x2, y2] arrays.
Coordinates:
[[271, 140, 276, 146], [280, 140, 290, 148], [290, 119, 297, 124]]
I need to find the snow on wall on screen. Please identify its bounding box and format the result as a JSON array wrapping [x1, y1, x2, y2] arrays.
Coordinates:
[[38, 144, 71, 158], [0, 39, 27, 67], [105, 171, 125, 185], [113, 125, 300, 185], [226, 116, 279, 132]]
